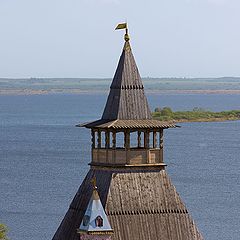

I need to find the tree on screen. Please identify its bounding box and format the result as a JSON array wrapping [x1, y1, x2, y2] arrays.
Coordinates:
[[192, 107, 206, 112], [161, 107, 173, 116], [154, 107, 161, 112], [0, 224, 9, 240]]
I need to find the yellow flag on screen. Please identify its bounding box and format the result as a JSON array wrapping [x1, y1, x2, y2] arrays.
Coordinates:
[[115, 23, 127, 30]]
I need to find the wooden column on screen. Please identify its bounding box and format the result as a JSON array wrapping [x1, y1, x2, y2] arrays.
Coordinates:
[[153, 130, 157, 148], [137, 131, 141, 148], [144, 130, 150, 149], [126, 130, 130, 164], [159, 129, 163, 163], [97, 130, 101, 149], [127, 130, 130, 149], [105, 131, 110, 149], [159, 129, 163, 149], [112, 131, 116, 149], [91, 129, 95, 149], [124, 130, 130, 149]]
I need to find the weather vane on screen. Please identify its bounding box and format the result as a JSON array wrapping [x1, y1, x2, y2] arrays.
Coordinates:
[[115, 22, 130, 42]]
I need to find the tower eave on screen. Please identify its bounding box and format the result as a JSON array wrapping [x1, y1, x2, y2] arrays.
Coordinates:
[[76, 119, 178, 129]]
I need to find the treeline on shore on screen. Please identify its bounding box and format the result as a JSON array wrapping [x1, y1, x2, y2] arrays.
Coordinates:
[[0, 223, 8, 240], [152, 107, 240, 122]]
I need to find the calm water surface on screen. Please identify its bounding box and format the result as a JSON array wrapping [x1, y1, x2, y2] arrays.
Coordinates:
[[0, 93, 240, 240]]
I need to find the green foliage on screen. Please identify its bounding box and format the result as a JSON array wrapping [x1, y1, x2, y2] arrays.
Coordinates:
[[161, 107, 173, 116], [0, 224, 9, 240], [154, 107, 161, 112], [152, 107, 174, 121], [192, 107, 207, 112], [152, 107, 240, 122]]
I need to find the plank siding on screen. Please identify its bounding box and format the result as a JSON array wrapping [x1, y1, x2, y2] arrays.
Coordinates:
[[52, 168, 203, 240]]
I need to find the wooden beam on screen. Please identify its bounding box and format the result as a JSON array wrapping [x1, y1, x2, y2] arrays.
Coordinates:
[[159, 129, 163, 163], [153, 131, 157, 148], [91, 129, 95, 148], [124, 130, 130, 149], [105, 131, 110, 149], [144, 130, 150, 149], [97, 130, 101, 149], [159, 129, 163, 149], [137, 131, 141, 148], [112, 131, 116, 149]]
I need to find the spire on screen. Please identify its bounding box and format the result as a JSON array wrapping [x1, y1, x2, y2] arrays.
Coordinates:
[[78, 24, 176, 129], [78, 177, 113, 237], [101, 24, 152, 120]]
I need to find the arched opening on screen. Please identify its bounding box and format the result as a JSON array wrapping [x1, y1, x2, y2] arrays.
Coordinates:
[[95, 216, 103, 227], [149, 131, 153, 148], [116, 132, 124, 148], [91, 130, 96, 149], [130, 131, 137, 148], [153, 131, 158, 149], [101, 131, 105, 148], [109, 131, 113, 148]]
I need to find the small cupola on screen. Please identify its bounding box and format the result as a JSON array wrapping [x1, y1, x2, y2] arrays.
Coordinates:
[[77, 177, 113, 240]]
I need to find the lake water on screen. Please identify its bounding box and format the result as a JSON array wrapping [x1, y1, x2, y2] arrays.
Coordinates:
[[0, 93, 240, 240]]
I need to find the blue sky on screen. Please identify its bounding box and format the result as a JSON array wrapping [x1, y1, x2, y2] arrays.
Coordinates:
[[0, 0, 240, 78]]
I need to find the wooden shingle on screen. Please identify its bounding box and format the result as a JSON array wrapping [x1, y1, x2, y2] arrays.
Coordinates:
[[52, 168, 203, 240]]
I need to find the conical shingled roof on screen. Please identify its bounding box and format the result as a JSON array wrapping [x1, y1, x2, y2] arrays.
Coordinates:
[[102, 41, 152, 120], [79, 40, 176, 129]]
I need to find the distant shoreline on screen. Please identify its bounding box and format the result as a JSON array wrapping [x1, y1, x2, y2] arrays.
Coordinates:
[[2, 89, 240, 95], [152, 108, 240, 123], [1, 77, 240, 95], [170, 117, 240, 123]]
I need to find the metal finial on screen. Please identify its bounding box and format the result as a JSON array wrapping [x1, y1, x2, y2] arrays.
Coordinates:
[[124, 27, 130, 42], [115, 22, 130, 42], [91, 176, 97, 190]]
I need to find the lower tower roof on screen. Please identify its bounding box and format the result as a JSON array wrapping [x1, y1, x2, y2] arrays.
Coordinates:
[[53, 168, 203, 240]]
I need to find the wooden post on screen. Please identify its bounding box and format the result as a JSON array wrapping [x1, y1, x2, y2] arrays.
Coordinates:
[[159, 129, 163, 149], [124, 130, 127, 149], [97, 130, 101, 149], [153, 131, 157, 148], [105, 131, 110, 149], [124, 130, 130, 164], [91, 129, 95, 149], [124, 130, 130, 149], [144, 130, 150, 149], [137, 131, 141, 148], [112, 131, 116, 149], [144, 130, 147, 148], [127, 130, 130, 149], [159, 129, 163, 163]]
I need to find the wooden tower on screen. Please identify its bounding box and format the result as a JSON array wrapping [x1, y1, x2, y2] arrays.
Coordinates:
[[53, 24, 203, 240]]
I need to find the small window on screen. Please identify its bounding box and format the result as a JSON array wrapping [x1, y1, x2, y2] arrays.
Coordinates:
[[95, 215, 103, 227], [82, 215, 90, 226]]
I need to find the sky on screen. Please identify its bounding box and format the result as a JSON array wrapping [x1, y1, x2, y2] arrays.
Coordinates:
[[0, 0, 240, 78]]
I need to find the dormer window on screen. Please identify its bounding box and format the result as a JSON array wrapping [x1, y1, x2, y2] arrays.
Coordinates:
[[95, 216, 103, 227]]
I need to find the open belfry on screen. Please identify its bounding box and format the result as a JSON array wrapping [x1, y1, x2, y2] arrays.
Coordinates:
[[53, 24, 203, 240]]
